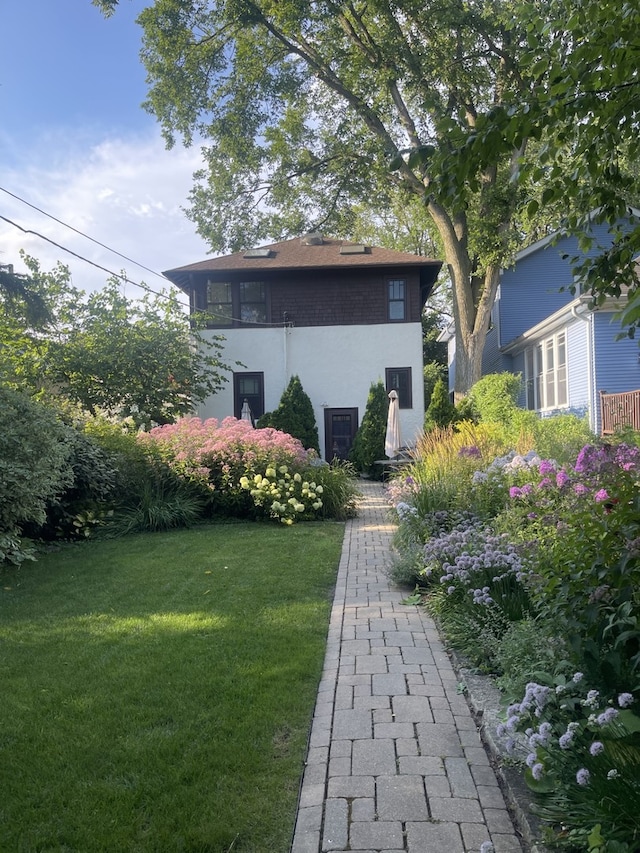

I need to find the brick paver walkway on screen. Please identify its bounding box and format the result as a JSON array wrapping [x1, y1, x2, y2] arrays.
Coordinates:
[[291, 480, 524, 853]]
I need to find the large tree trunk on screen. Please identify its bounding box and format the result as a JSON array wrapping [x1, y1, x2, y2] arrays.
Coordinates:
[[427, 200, 501, 400]]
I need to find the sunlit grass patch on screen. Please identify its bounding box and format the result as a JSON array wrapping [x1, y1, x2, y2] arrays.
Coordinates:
[[0, 521, 344, 852]]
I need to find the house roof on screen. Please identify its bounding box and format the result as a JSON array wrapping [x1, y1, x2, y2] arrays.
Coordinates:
[[163, 235, 442, 291]]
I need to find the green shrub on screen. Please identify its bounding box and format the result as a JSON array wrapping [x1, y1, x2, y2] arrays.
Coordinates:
[[258, 375, 320, 453], [24, 429, 118, 540], [467, 372, 522, 424], [349, 380, 388, 478], [424, 377, 457, 431], [0, 386, 75, 562]]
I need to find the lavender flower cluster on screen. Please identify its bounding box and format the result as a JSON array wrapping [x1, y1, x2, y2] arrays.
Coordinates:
[[497, 675, 637, 786], [422, 523, 527, 602]]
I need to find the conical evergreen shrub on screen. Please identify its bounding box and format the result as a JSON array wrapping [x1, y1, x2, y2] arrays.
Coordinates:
[[424, 377, 458, 431], [349, 380, 387, 479], [257, 375, 320, 453]]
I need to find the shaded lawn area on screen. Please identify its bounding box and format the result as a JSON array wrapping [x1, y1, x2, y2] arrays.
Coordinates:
[[0, 521, 345, 853]]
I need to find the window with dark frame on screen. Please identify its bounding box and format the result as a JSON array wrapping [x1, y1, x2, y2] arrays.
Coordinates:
[[205, 281, 268, 327], [385, 367, 412, 409], [233, 372, 265, 421], [206, 281, 233, 325], [239, 281, 267, 324], [387, 278, 406, 321]]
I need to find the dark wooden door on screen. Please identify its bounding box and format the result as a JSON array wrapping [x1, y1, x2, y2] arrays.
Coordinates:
[[324, 408, 358, 461]]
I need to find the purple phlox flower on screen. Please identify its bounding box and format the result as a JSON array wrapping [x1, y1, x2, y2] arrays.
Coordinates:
[[538, 477, 552, 489], [404, 475, 415, 485], [573, 482, 590, 495], [509, 486, 522, 499], [556, 470, 570, 488], [618, 692, 634, 708], [597, 707, 619, 726], [594, 488, 610, 503], [576, 768, 591, 786], [521, 482, 534, 495], [539, 459, 556, 476], [589, 741, 605, 756], [531, 763, 545, 781], [459, 445, 482, 458], [527, 512, 537, 519]]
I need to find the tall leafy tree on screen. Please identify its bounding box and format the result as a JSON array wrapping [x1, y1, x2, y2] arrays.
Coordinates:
[[1, 256, 233, 429], [95, 0, 537, 397], [455, 0, 640, 325]]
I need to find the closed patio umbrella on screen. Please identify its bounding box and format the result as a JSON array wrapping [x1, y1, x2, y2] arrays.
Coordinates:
[[384, 389, 401, 458], [240, 398, 254, 426]]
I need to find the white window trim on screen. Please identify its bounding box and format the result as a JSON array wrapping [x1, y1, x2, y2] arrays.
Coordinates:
[[525, 330, 568, 412]]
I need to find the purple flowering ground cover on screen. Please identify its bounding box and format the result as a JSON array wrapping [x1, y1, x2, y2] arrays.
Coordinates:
[[389, 436, 640, 852]]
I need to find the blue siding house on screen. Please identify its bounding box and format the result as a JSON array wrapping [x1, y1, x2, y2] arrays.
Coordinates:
[[444, 217, 640, 434]]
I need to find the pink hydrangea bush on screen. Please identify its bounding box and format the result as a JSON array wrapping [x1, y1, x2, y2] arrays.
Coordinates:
[[137, 417, 315, 517]]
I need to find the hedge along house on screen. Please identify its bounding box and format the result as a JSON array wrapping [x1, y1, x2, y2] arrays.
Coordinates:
[[441, 214, 640, 434], [163, 234, 442, 461]]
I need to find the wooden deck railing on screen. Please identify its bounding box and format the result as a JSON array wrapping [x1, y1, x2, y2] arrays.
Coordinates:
[[600, 389, 640, 434]]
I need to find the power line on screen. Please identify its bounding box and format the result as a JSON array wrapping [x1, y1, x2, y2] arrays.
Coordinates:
[[0, 184, 171, 284], [0, 214, 188, 305]]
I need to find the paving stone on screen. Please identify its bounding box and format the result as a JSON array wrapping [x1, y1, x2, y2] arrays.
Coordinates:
[[397, 755, 445, 776], [372, 673, 408, 695], [395, 737, 419, 756], [405, 820, 465, 852], [356, 655, 390, 674], [416, 722, 464, 757], [332, 709, 372, 739], [429, 796, 484, 822], [327, 775, 375, 798], [423, 774, 452, 798], [322, 798, 348, 851], [351, 738, 397, 775], [351, 797, 376, 822], [349, 820, 404, 850], [376, 775, 429, 821], [392, 694, 434, 723], [374, 721, 416, 739], [444, 756, 479, 798], [477, 784, 510, 809]]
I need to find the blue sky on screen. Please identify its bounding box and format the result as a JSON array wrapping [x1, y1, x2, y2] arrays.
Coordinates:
[[0, 0, 210, 297]]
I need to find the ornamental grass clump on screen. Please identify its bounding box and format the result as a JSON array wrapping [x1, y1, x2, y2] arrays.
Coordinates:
[[497, 673, 640, 852]]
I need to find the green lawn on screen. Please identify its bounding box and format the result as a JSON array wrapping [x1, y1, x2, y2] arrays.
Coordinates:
[[0, 521, 345, 852]]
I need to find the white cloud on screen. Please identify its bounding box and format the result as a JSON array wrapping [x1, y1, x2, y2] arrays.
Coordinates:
[[0, 131, 212, 300]]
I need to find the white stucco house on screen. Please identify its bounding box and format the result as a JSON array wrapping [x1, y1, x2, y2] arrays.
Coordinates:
[[163, 234, 442, 460]]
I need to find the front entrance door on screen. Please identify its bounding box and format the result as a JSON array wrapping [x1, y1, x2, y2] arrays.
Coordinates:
[[324, 408, 358, 461]]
